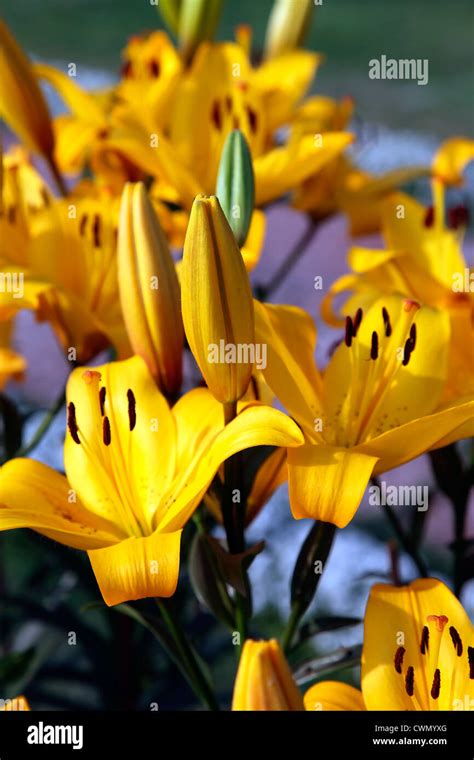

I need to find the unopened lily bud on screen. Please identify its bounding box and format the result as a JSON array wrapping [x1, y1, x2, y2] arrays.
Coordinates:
[[232, 639, 305, 710], [0, 21, 54, 157], [264, 0, 313, 59], [179, 0, 223, 63], [117, 182, 183, 397], [216, 129, 255, 248], [181, 194, 255, 405]]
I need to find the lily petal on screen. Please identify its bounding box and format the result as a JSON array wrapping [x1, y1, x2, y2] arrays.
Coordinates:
[[304, 681, 365, 711], [0, 459, 122, 549], [288, 444, 378, 527], [88, 529, 182, 606]]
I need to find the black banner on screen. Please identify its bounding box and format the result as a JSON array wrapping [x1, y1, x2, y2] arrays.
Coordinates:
[[0, 710, 472, 757]]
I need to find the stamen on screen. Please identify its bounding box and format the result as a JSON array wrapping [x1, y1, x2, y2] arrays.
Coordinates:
[[353, 308, 363, 336], [468, 646, 474, 679], [127, 389, 136, 431], [402, 338, 413, 366], [430, 669, 441, 700], [424, 206, 434, 227], [99, 386, 106, 416], [7, 206, 16, 224], [420, 625, 429, 655], [67, 402, 81, 445], [233, 116, 240, 130], [344, 316, 353, 347], [448, 204, 469, 229], [211, 100, 222, 130], [92, 214, 101, 247], [370, 331, 378, 360], [79, 214, 88, 237], [246, 105, 258, 134], [427, 614, 449, 633], [409, 323, 417, 351], [382, 306, 392, 337], [225, 95, 232, 113], [121, 59, 133, 78], [40, 187, 50, 207], [394, 646, 405, 674], [449, 626, 463, 657], [148, 58, 160, 78], [103, 416, 111, 446], [405, 665, 415, 696]]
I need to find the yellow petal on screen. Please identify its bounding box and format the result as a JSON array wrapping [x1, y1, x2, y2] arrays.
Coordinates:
[[362, 579, 474, 711], [232, 639, 304, 710], [254, 132, 353, 206], [0, 458, 123, 549], [254, 51, 321, 129], [304, 681, 365, 711], [432, 137, 474, 185], [360, 398, 474, 474], [88, 529, 182, 606], [241, 208, 266, 272], [34, 63, 106, 125], [64, 356, 176, 535], [288, 444, 378, 527], [254, 300, 322, 439], [158, 401, 304, 532]]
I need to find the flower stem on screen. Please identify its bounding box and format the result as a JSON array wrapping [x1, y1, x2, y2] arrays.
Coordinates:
[[155, 599, 219, 711], [11, 389, 66, 460], [256, 218, 319, 300], [281, 602, 302, 654], [222, 400, 249, 651]]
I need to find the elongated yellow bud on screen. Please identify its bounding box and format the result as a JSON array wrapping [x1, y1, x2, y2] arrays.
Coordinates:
[[0, 21, 54, 157], [264, 0, 313, 59], [232, 639, 305, 710], [181, 194, 255, 405], [117, 182, 183, 397]]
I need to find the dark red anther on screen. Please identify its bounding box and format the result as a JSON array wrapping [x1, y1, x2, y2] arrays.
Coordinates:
[[344, 316, 353, 347], [67, 402, 81, 445], [370, 331, 379, 360]]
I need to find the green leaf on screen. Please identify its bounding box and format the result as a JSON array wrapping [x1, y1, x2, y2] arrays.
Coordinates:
[[290, 521, 336, 615], [189, 532, 235, 629], [292, 644, 363, 685]]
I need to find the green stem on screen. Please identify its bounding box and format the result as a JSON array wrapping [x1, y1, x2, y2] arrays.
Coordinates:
[[372, 477, 428, 578], [155, 599, 219, 711], [281, 603, 302, 654], [256, 219, 318, 300], [11, 389, 66, 460]]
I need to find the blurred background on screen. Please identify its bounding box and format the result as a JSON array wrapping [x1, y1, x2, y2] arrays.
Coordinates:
[[0, 0, 473, 711]]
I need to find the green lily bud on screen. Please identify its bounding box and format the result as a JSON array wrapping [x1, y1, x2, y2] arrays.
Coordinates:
[[216, 130, 255, 248], [264, 0, 314, 59], [179, 0, 223, 63]]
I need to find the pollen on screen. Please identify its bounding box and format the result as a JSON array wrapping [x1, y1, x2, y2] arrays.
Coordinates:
[[67, 402, 81, 445], [353, 307, 363, 336], [449, 626, 463, 656], [405, 665, 415, 696], [211, 100, 222, 130], [420, 625, 429, 655], [382, 306, 392, 337], [344, 316, 353, 347], [92, 214, 101, 248], [370, 331, 379, 360], [468, 646, 474, 679], [103, 416, 111, 446], [423, 206, 434, 227], [127, 389, 137, 431], [394, 646, 405, 674], [99, 386, 106, 416], [430, 668, 441, 699]]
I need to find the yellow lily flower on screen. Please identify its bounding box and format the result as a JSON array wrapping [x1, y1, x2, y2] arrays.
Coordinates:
[[181, 194, 255, 405], [0, 150, 129, 362], [0, 21, 54, 159], [0, 356, 303, 606], [305, 579, 474, 711], [117, 182, 183, 397], [232, 639, 305, 710], [0, 695, 30, 711], [255, 295, 474, 527], [321, 138, 474, 401]]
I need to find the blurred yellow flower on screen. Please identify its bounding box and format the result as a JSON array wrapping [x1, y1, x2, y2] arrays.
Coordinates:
[[0, 695, 30, 711], [255, 295, 474, 527], [0, 356, 303, 606], [305, 579, 474, 711]]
